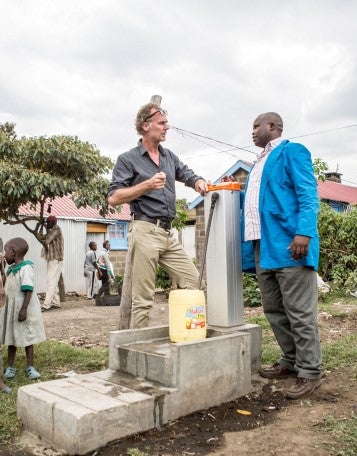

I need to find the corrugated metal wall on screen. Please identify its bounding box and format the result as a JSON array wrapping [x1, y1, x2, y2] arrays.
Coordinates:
[[0, 219, 88, 294]]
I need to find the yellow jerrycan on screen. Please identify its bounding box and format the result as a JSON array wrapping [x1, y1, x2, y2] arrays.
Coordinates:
[[169, 289, 206, 343], [168, 190, 222, 343]]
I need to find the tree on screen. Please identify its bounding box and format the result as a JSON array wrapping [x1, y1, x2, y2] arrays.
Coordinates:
[[0, 123, 114, 240], [0, 123, 115, 299], [313, 158, 329, 181]]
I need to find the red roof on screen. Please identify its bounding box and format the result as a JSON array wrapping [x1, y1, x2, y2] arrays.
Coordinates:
[[318, 180, 357, 204], [18, 194, 131, 221]]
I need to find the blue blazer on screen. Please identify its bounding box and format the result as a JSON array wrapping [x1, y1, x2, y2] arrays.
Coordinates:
[[242, 140, 320, 272]]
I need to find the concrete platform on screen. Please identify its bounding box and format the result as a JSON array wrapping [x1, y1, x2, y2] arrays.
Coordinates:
[[17, 324, 261, 455], [17, 370, 175, 455]]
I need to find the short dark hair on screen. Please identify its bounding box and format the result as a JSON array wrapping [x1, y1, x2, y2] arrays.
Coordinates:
[[89, 241, 96, 249], [261, 112, 283, 132], [6, 237, 29, 256]]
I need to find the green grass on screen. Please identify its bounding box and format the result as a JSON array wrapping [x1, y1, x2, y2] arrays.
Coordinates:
[[0, 341, 108, 443], [127, 449, 149, 456], [246, 312, 357, 369], [247, 313, 357, 452], [246, 314, 271, 330], [320, 415, 357, 456], [322, 334, 357, 370], [246, 314, 281, 364], [318, 300, 350, 318]]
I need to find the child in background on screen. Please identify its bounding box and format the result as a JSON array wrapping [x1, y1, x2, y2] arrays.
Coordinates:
[[0, 253, 11, 393], [0, 237, 46, 380]]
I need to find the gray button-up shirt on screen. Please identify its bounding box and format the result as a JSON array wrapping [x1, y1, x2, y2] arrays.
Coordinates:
[[108, 141, 203, 220]]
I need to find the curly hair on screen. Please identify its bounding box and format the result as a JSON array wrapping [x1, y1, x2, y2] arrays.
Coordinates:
[[135, 103, 162, 135]]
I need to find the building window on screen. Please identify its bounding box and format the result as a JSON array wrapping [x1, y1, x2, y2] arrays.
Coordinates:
[[108, 222, 128, 250]]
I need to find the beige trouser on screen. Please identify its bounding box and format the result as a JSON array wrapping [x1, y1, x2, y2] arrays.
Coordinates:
[[0, 274, 5, 309], [129, 220, 199, 328], [85, 269, 100, 298], [43, 259, 63, 308]]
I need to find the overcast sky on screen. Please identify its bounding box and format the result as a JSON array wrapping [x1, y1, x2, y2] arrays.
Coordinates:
[[1, 0, 356, 201]]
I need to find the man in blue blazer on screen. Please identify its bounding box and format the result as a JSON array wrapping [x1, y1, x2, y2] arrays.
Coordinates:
[[242, 112, 322, 399]]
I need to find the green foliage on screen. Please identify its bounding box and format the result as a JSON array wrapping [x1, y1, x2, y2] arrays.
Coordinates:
[[313, 157, 329, 181], [318, 203, 357, 289], [172, 198, 189, 231], [0, 122, 16, 139], [243, 273, 261, 307], [155, 265, 172, 290], [0, 124, 115, 243], [112, 274, 124, 294], [114, 274, 124, 288]]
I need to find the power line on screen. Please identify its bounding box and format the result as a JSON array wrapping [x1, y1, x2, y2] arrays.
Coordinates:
[[169, 125, 257, 159], [288, 124, 357, 140], [173, 127, 243, 158], [341, 178, 357, 186], [171, 123, 357, 159], [170, 123, 357, 185]]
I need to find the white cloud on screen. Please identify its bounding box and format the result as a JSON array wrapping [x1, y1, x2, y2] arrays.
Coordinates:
[[0, 0, 356, 201]]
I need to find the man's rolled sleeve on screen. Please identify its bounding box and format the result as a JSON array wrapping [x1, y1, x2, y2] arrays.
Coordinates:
[[108, 156, 133, 196]]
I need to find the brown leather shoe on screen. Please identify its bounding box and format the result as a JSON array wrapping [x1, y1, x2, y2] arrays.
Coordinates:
[[286, 377, 322, 399], [259, 363, 297, 379]]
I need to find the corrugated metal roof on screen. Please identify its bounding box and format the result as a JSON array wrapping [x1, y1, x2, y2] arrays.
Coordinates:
[[318, 180, 357, 204], [18, 194, 131, 221]]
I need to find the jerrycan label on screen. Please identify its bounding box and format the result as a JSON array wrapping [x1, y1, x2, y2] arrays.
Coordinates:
[[185, 305, 206, 329]]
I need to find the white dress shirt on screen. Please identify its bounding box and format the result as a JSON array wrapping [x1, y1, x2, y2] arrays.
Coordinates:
[[244, 138, 284, 241]]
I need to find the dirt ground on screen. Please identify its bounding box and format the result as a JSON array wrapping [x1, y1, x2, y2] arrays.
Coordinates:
[[4, 294, 357, 456]]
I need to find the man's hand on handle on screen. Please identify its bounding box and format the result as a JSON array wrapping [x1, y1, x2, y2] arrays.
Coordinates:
[[195, 178, 209, 196]]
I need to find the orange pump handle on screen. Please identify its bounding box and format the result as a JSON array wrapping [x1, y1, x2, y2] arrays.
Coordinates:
[[207, 182, 240, 191]]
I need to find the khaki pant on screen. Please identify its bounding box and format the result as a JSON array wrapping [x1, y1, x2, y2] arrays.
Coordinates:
[[129, 220, 199, 328], [0, 274, 5, 309], [43, 259, 63, 308]]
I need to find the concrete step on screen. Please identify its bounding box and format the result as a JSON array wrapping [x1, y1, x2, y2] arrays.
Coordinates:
[[17, 370, 176, 455], [17, 324, 261, 455]]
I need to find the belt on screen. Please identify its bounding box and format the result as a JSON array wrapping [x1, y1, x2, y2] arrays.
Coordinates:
[[133, 214, 172, 230]]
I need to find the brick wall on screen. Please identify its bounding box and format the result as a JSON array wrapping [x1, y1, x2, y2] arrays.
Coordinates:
[[109, 250, 127, 277], [195, 203, 206, 275]]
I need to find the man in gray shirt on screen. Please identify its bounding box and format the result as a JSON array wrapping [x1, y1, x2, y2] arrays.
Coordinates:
[[108, 102, 208, 328], [84, 241, 101, 299]]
